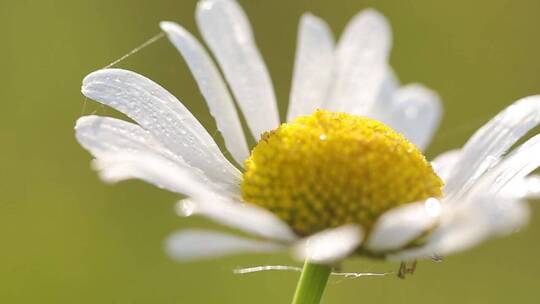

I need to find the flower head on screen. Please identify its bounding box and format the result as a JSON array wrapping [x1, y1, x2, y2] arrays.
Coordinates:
[[242, 110, 443, 236], [76, 0, 540, 267]]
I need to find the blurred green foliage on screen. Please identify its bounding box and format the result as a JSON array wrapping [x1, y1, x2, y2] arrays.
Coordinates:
[[1, 0, 540, 303]]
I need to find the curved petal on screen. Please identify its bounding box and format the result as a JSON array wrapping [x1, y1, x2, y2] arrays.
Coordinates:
[[286, 13, 334, 122], [196, 0, 280, 139], [510, 175, 540, 199], [326, 9, 391, 114], [160, 21, 249, 165], [81, 69, 241, 192], [473, 134, 540, 196], [166, 230, 283, 261], [436, 198, 529, 257], [76, 115, 169, 157], [365, 198, 441, 252], [293, 225, 363, 264], [444, 95, 540, 199], [381, 84, 442, 150], [390, 195, 529, 261], [176, 197, 297, 242], [91, 151, 214, 198], [431, 149, 461, 182], [75, 115, 234, 195]]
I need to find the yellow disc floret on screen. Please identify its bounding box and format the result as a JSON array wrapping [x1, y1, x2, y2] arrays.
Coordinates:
[[241, 110, 443, 236]]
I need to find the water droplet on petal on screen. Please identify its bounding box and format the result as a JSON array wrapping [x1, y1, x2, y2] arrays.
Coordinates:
[[175, 200, 197, 217], [424, 197, 441, 217]]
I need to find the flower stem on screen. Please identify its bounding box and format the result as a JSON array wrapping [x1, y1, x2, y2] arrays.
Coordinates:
[[291, 261, 332, 304]]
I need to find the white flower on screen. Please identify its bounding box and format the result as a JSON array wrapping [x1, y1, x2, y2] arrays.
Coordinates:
[[75, 0, 540, 266]]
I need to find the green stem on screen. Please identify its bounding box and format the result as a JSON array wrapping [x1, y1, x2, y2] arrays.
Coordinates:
[[291, 261, 332, 304]]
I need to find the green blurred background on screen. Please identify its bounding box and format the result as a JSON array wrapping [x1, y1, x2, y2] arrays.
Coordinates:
[[2, 0, 540, 303]]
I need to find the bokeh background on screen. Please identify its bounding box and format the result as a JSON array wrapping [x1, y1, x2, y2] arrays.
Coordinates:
[[2, 0, 540, 303]]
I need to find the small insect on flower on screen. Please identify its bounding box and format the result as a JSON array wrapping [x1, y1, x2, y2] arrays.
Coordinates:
[[75, 0, 540, 276]]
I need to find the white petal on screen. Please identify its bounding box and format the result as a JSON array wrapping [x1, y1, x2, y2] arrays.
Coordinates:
[[160, 21, 249, 165], [75, 115, 233, 195], [509, 175, 540, 199], [444, 95, 540, 199], [293, 225, 363, 264], [91, 151, 213, 198], [390, 195, 529, 260], [365, 66, 399, 121], [76, 115, 169, 157], [196, 0, 280, 139], [176, 197, 297, 243], [431, 198, 529, 257], [474, 134, 540, 196], [431, 149, 461, 181], [166, 230, 283, 261], [81, 69, 241, 192], [375, 67, 400, 108], [326, 9, 391, 114], [379, 84, 442, 150], [366, 198, 441, 252], [367, 69, 442, 151], [286, 13, 334, 122]]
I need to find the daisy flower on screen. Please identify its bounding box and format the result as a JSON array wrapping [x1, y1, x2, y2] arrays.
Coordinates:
[[75, 0, 540, 302]]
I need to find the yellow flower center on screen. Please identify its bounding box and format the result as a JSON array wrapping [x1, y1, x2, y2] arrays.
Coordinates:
[[241, 110, 443, 236]]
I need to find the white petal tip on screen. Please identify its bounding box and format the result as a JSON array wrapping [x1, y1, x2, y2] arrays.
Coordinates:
[[294, 225, 363, 264], [197, 0, 214, 10], [81, 68, 123, 98], [165, 230, 283, 262], [357, 8, 391, 37], [159, 21, 181, 34], [301, 12, 322, 23], [360, 8, 386, 20], [74, 115, 95, 131], [82, 68, 132, 87]]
